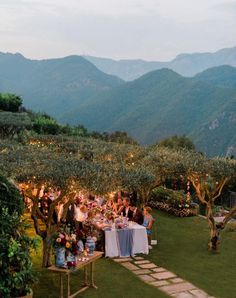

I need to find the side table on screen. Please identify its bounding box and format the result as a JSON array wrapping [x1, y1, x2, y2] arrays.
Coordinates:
[[48, 251, 103, 298]]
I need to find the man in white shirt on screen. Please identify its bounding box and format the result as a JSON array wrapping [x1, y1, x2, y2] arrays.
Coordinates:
[[74, 205, 88, 230]]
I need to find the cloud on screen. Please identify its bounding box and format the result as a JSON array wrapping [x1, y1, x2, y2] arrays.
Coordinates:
[[212, 1, 236, 16], [0, 0, 235, 60]]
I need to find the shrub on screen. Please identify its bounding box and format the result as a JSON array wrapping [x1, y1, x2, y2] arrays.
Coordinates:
[[32, 116, 60, 135], [225, 221, 236, 232], [0, 175, 38, 297], [148, 186, 195, 217], [150, 186, 190, 209], [0, 93, 22, 112]]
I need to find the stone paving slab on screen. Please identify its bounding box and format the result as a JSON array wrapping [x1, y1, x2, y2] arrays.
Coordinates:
[[113, 257, 133, 262], [120, 262, 139, 271], [151, 271, 176, 280], [113, 256, 214, 298], [171, 292, 195, 298], [189, 289, 209, 297], [138, 274, 156, 283], [133, 256, 144, 260], [150, 280, 170, 287], [133, 269, 152, 275], [170, 278, 185, 284], [160, 282, 196, 295], [134, 260, 150, 265], [152, 267, 166, 273], [139, 263, 158, 269]]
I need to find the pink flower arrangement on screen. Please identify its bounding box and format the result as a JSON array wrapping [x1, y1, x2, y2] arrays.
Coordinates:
[[53, 231, 78, 255]]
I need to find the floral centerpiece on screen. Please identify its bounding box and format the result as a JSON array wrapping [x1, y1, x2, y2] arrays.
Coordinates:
[[52, 228, 80, 268], [65, 232, 79, 268], [52, 231, 67, 268], [104, 210, 115, 222]]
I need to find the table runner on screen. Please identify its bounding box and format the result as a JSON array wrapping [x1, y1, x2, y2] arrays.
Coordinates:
[[116, 228, 134, 257]]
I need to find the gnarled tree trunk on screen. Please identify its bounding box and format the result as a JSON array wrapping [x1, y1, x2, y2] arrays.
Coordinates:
[[42, 235, 53, 267], [206, 202, 220, 251]]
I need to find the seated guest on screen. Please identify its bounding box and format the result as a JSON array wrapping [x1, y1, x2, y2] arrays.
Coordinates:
[[105, 197, 114, 209], [142, 206, 155, 249], [95, 195, 104, 206], [121, 197, 133, 220], [113, 197, 124, 215], [130, 204, 144, 225], [83, 210, 105, 252]]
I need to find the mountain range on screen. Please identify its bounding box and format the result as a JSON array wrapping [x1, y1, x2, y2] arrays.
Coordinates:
[[62, 65, 236, 157], [0, 49, 236, 157], [0, 52, 123, 118], [84, 46, 236, 81]]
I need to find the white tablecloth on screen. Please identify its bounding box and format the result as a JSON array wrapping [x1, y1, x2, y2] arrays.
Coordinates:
[[105, 222, 149, 257]]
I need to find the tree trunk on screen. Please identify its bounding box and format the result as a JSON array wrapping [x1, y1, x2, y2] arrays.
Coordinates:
[[206, 203, 220, 251], [139, 189, 150, 207], [42, 235, 53, 267]]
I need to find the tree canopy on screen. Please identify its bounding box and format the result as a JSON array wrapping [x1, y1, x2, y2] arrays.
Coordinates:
[[157, 135, 196, 151], [0, 93, 22, 112], [1, 134, 236, 259]]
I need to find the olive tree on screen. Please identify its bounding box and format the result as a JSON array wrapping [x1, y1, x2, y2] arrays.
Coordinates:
[[0, 112, 32, 138], [119, 146, 191, 206], [0, 138, 121, 267], [186, 154, 236, 251]]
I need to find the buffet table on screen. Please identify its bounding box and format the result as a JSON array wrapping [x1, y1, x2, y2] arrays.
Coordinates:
[[105, 222, 149, 257]]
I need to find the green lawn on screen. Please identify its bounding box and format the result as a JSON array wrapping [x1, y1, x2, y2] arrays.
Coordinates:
[[150, 210, 236, 298], [31, 225, 168, 298], [31, 210, 236, 298], [32, 250, 169, 298]]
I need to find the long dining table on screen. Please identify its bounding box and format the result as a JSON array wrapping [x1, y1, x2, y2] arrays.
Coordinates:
[[104, 221, 149, 258]]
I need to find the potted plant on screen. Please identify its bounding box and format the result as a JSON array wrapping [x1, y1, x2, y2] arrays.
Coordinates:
[[0, 174, 38, 297]]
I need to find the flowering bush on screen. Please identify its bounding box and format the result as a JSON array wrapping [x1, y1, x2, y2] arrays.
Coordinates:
[[148, 201, 195, 217], [149, 186, 195, 217], [150, 186, 190, 209]]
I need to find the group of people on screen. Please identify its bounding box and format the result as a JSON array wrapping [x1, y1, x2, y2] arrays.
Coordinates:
[[109, 196, 154, 247], [24, 187, 155, 250]]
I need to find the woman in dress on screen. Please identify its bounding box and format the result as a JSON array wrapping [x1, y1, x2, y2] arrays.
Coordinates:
[[142, 206, 154, 249]]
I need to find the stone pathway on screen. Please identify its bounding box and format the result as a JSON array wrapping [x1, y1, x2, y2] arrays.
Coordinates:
[[113, 257, 214, 298]]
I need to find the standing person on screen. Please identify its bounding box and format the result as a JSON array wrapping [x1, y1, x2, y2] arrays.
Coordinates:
[[142, 206, 154, 249], [74, 204, 88, 230], [47, 192, 57, 224], [130, 204, 144, 225], [56, 196, 69, 223], [121, 197, 133, 220]]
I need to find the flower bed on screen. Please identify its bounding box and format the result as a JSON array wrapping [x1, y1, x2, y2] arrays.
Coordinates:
[[148, 186, 196, 217], [148, 200, 196, 217]]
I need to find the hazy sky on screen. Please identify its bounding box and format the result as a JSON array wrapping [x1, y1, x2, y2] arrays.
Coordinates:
[[0, 0, 236, 61]]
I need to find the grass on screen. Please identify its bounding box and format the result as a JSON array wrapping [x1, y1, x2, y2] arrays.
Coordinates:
[[30, 226, 168, 298], [32, 256, 169, 298], [150, 210, 236, 298], [30, 210, 236, 298]]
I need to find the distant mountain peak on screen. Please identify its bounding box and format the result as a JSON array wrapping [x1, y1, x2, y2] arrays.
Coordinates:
[[0, 51, 25, 59], [173, 46, 236, 59], [84, 46, 236, 80], [140, 67, 184, 80], [194, 64, 236, 88]]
